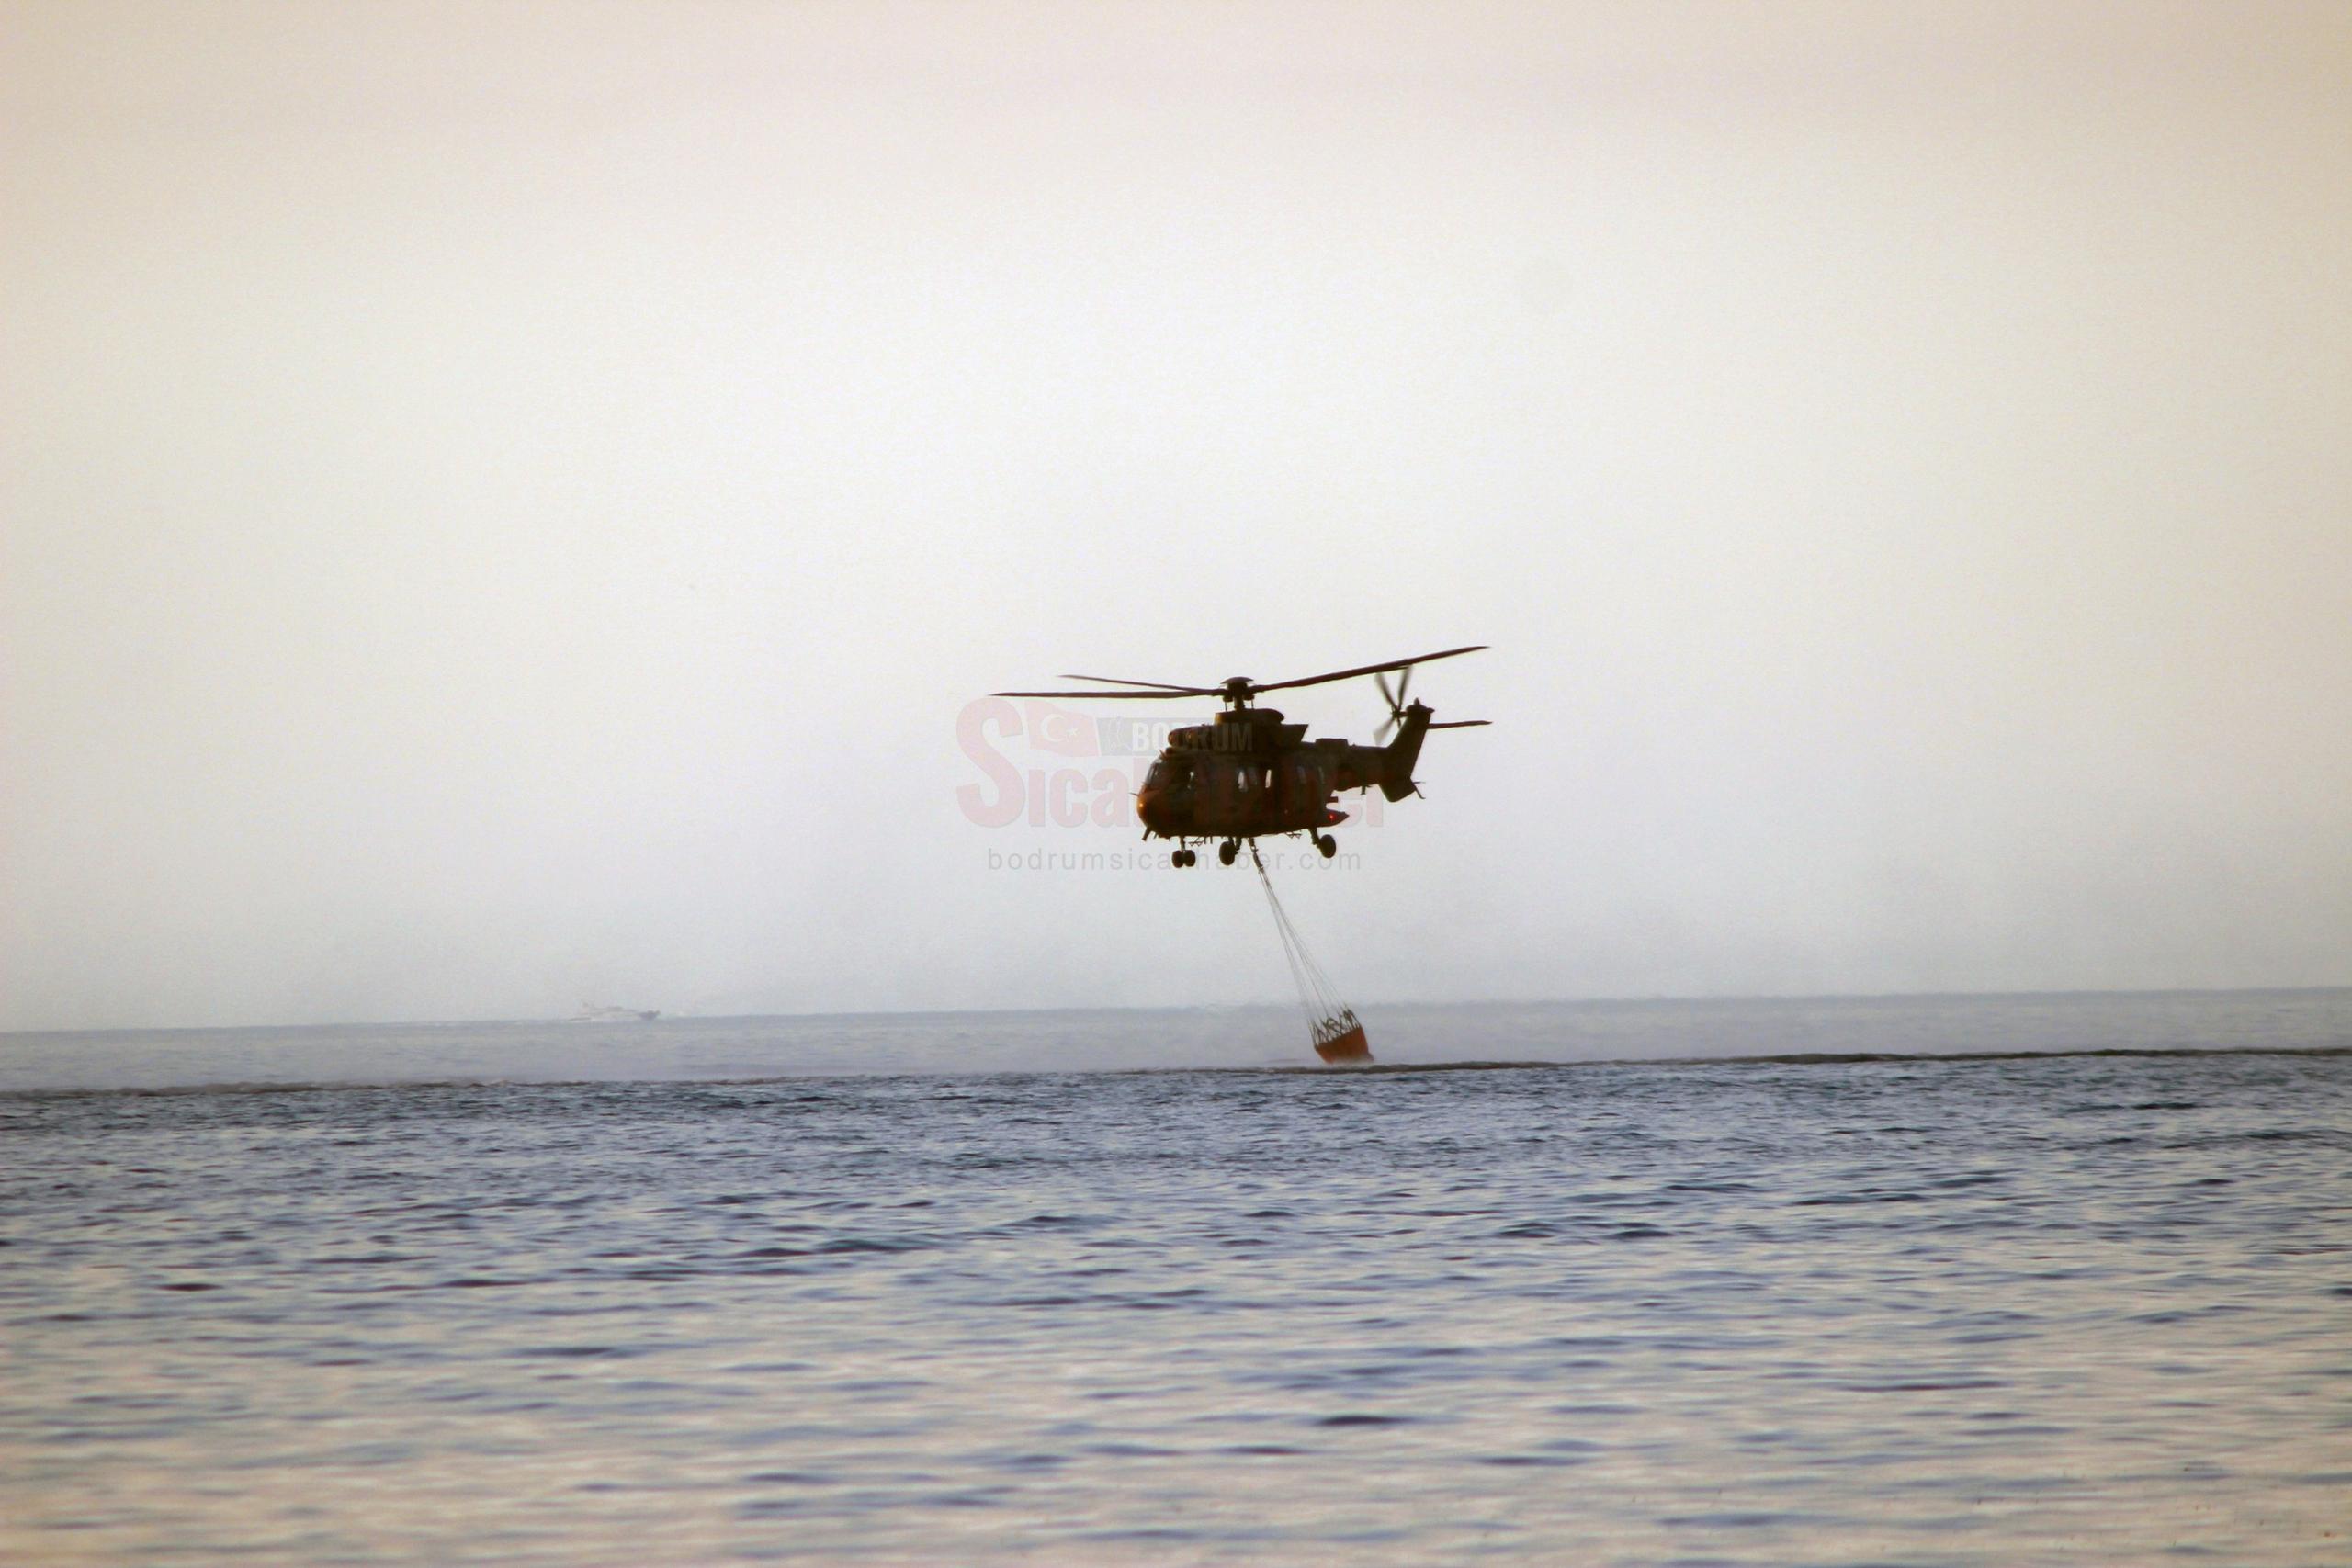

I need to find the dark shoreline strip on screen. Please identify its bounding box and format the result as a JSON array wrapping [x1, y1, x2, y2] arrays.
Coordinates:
[[5, 1043, 2346, 1100]]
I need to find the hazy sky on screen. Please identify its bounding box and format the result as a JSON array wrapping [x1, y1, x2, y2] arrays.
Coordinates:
[[5, 2, 2347, 1030]]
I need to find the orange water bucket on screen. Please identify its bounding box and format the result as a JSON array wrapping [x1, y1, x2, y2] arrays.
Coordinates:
[[1313, 1020, 1372, 1064]]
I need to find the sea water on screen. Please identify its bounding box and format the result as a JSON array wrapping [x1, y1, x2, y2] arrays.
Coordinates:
[[3, 993, 2346, 1563]]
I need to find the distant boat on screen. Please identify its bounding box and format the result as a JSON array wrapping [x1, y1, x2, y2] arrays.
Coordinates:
[[568, 1003, 660, 1022]]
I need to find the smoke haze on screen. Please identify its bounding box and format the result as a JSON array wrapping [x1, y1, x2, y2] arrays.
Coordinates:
[[5, 2, 2347, 1029]]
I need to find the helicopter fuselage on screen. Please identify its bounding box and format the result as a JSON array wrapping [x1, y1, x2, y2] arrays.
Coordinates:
[[1134, 704, 1429, 844]]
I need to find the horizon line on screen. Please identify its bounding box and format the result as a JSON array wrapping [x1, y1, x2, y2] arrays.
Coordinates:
[[7, 980, 2349, 1040]]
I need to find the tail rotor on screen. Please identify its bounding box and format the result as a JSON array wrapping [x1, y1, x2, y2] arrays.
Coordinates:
[[1374, 664, 1415, 742]]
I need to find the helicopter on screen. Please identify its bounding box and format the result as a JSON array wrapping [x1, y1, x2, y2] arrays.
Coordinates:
[[994, 646, 1489, 866]]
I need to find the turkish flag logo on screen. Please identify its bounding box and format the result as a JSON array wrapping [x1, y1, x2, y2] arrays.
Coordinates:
[[1023, 701, 1099, 757]]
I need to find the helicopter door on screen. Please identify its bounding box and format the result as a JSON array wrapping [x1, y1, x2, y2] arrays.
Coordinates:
[[1232, 757, 1270, 827], [1283, 754, 1323, 827], [1200, 755, 1238, 827]]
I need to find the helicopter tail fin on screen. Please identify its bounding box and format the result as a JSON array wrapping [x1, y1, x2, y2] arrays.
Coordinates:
[[1378, 703, 1433, 801]]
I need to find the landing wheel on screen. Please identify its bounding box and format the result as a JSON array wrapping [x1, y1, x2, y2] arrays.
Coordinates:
[[1218, 840, 1238, 866], [1172, 847, 1194, 868], [1316, 833, 1337, 859]]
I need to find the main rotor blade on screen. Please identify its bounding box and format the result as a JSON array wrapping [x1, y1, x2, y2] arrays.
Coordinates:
[[1250, 644, 1487, 696], [990, 687, 1213, 701], [1428, 719, 1491, 728], [1056, 673, 1207, 693]]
